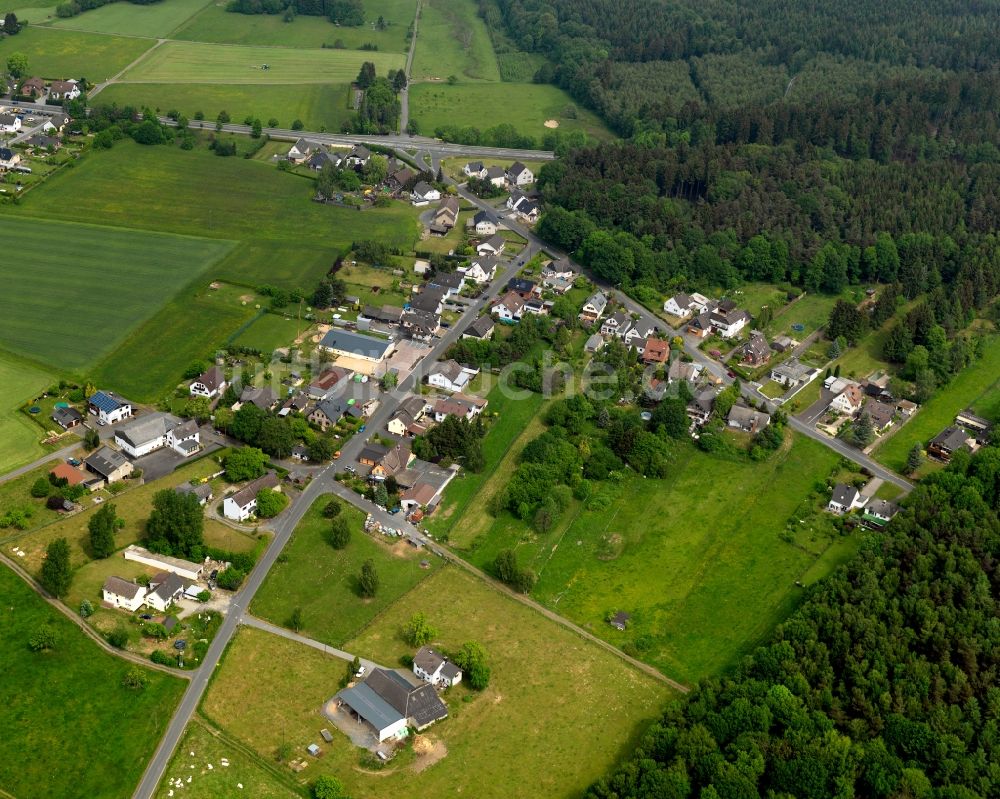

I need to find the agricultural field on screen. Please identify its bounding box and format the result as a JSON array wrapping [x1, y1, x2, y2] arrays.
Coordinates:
[[0, 26, 153, 79], [172, 0, 416, 52], [411, 82, 612, 140], [202, 568, 669, 799], [875, 335, 1000, 473], [252, 497, 440, 646], [155, 720, 300, 799], [0, 566, 185, 799], [0, 354, 58, 474], [411, 0, 499, 82], [97, 81, 355, 131], [119, 40, 405, 84], [0, 216, 232, 373], [450, 434, 847, 683], [50, 0, 212, 38]]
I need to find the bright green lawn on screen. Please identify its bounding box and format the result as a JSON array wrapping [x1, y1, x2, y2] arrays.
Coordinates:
[[119, 39, 404, 83], [50, 0, 212, 37], [0, 354, 57, 473], [767, 290, 860, 339], [875, 335, 1000, 473], [252, 497, 440, 645], [411, 81, 611, 139], [411, 0, 499, 82], [454, 435, 846, 682], [229, 312, 304, 354], [0, 566, 185, 799], [0, 216, 232, 372], [0, 26, 153, 80], [96, 81, 355, 131], [173, 0, 416, 51]]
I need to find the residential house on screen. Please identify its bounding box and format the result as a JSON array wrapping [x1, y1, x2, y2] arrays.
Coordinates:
[[668, 360, 703, 384], [770, 358, 812, 388], [308, 366, 354, 399], [359, 443, 390, 467], [584, 333, 604, 354], [507, 192, 540, 223], [401, 309, 441, 342], [432, 393, 486, 422], [387, 396, 428, 437], [190, 365, 227, 398], [864, 400, 895, 433], [463, 256, 498, 285], [491, 291, 526, 322], [0, 147, 21, 170], [624, 323, 654, 350], [431, 196, 460, 231], [223, 471, 280, 521], [387, 166, 415, 191], [462, 315, 495, 340], [579, 292, 608, 324], [741, 331, 770, 365], [601, 311, 631, 338], [345, 144, 371, 167], [319, 329, 395, 367], [686, 312, 714, 338], [371, 443, 413, 480], [308, 150, 342, 171], [50, 462, 89, 488], [830, 384, 864, 416], [167, 419, 201, 457], [522, 298, 548, 316], [333, 668, 448, 742], [43, 113, 70, 133], [476, 234, 506, 257], [409, 286, 446, 316], [412, 646, 463, 688], [429, 270, 465, 297], [18, 76, 45, 99], [145, 572, 185, 612], [687, 387, 718, 426], [174, 481, 213, 506], [827, 483, 867, 514], [928, 426, 977, 462], [862, 498, 900, 528], [727, 403, 771, 433], [505, 277, 536, 299], [88, 390, 132, 424], [115, 415, 172, 458], [51, 405, 83, 430], [287, 138, 319, 163], [463, 161, 487, 179], [361, 304, 404, 325], [710, 307, 751, 339], [47, 79, 80, 101], [308, 397, 346, 431], [84, 446, 133, 485], [238, 385, 278, 411], [0, 114, 21, 134], [641, 337, 670, 366], [278, 392, 310, 417], [471, 210, 498, 236], [427, 360, 477, 392], [541, 261, 577, 294], [102, 577, 146, 612], [663, 293, 695, 318], [485, 165, 506, 186], [410, 181, 441, 206], [506, 161, 534, 186]]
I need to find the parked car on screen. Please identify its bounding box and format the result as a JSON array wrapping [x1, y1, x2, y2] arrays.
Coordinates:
[[355, 665, 366, 678]]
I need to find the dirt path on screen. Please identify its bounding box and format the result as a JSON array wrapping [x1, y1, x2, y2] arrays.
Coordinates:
[[89, 37, 167, 98]]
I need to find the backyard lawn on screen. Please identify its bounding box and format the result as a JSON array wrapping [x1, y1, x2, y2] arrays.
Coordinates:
[[411, 82, 612, 140], [251, 497, 440, 645], [0, 566, 185, 799], [0, 354, 58, 474], [875, 335, 1000, 473], [229, 312, 306, 355], [0, 216, 233, 373], [203, 567, 670, 799], [0, 25, 153, 79]]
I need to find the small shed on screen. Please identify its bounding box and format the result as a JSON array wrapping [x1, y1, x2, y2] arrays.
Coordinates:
[[307, 743, 322, 757], [320, 729, 334, 743]]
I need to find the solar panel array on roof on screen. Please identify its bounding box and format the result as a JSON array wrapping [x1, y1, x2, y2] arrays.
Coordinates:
[[89, 391, 123, 413]]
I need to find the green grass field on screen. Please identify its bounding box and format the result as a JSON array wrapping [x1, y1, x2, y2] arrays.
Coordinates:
[[97, 81, 355, 131], [0, 216, 232, 373], [229, 312, 305, 354], [0, 461, 68, 532], [203, 568, 669, 799], [0, 566, 185, 799], [411, 82, 611, 139], [411, 0, 499, 82], [119, 39, 404, 83], [50, 0, 212, 37], [452, 435, 847, 682], [252, 497, 441, 645], [0, 354, 57, 473], [0, 216, 232, 372], [875, 335, 1000, 473], [0, 26, 153, 80], [173, 0, 416, 51]]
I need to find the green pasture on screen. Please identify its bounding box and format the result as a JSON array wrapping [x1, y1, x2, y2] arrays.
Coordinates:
[[411, 0, 499, 82], [0, 354, 57, 474], [173, 0, 416, 52], [229, 312, 304, 354], [96, 81, 355, 131], [0, 26, 153, 80], [0, 566, 185, 799], [119, 39, 404, 83], [50, 0, 212, 38], [410, 81, 612, 139], [0, 216, 232, 372]]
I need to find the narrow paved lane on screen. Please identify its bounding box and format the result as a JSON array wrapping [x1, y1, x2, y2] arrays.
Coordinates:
[[241, 614, 386, 671]]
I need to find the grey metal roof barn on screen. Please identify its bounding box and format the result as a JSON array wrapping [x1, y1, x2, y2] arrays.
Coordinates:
[[319, 329, 394, 360]]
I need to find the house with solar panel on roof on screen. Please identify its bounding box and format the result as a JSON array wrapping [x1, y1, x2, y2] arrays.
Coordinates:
[[87, 390, 132, 425]]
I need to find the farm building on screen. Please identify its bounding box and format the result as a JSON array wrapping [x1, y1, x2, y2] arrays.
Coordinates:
[[84, 446, 133, 485], [332, 668, 448, 742], [123, 545, 204, 581]]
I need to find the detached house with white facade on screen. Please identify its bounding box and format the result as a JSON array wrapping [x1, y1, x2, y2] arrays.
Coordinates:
[[413, 646, 463, 688]]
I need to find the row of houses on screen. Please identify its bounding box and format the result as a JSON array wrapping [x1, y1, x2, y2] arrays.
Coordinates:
[[462, 160, 534, 188]]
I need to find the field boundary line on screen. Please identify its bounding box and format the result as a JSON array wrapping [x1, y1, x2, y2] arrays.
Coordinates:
[[90, 36, 167, 96], [0, 554, 192, 679]]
